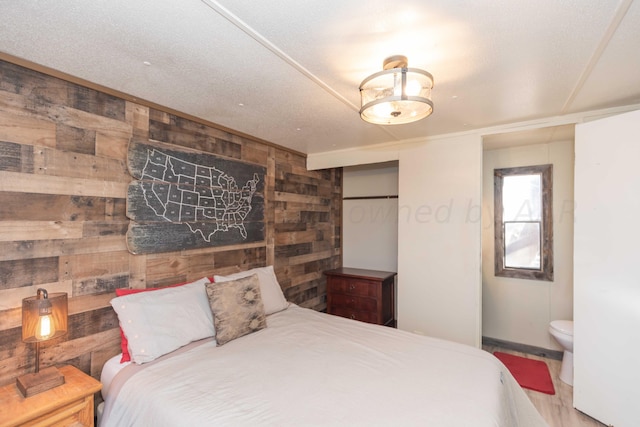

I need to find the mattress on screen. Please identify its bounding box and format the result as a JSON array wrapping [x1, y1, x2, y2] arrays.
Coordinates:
[[100, 354, 129, 401], [100, 305, 547, 426]]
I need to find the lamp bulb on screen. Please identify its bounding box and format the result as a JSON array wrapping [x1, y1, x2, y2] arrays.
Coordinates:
[[405, 79, 422, 96], [35, 314, 55, 340]]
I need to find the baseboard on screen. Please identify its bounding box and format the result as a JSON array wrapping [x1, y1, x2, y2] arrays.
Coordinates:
[[482, 336, 563, 361]]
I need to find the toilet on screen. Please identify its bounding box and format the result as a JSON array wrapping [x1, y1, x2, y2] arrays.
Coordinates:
[[549, 320, 574, 386]]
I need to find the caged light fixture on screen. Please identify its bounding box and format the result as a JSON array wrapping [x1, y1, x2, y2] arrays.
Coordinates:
[[359, 55, 434, 125], [17, 288, 68, 397]]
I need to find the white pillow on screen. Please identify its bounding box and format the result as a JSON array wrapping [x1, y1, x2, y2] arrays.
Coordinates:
[[214, 265, 288, 315], [110, 277, 214, 364]]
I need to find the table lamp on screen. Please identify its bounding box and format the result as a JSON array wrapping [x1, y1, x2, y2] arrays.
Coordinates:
[[17, 288, 68, 397]]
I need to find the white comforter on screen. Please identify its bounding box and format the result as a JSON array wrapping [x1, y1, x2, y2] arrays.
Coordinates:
[[100, 305, 547, 427]]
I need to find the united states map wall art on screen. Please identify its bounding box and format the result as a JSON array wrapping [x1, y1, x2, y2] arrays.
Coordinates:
[[126, 140, 265, 254]]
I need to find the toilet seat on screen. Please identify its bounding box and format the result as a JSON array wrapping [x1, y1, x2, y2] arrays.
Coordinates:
[[550, 320, 573, 336]]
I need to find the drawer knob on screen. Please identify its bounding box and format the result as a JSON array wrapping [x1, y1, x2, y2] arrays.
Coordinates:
[[348, 284, 356, 291], [350, 314, 356, 319]]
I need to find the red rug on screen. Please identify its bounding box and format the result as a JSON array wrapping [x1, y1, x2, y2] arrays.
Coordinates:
[[494, 352, 555, 395]]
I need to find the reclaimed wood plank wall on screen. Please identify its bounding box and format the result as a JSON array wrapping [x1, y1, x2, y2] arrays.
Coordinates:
[[0, 59, 342, 388]]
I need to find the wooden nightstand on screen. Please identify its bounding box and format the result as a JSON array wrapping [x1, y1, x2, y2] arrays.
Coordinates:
[[0, 365, 102, 427], [324, 267, 397, 327]]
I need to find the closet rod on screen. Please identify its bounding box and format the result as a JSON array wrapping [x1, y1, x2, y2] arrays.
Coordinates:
[[343, 195, 398, 200]]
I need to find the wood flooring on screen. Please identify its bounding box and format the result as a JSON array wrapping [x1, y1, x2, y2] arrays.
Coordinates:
[[483, 346, 607, 427]]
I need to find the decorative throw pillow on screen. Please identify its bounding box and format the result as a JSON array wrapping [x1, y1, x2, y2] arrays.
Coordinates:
[[205, 274, 267, 346], [213, 265, 288, 315]]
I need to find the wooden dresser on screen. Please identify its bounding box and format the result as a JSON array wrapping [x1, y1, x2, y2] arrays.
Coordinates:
[[0, 365, 102, 427], [324, 267, 396, 327]]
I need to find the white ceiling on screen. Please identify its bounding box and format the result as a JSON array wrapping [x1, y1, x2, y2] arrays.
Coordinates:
[[1, 0, 639, 155]]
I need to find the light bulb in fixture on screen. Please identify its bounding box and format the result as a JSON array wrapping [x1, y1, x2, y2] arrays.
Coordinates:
[[405, 79, 422, 96], [34, 290, 55, 340], [35, 313, 55, 340], [372, 102, 394, 117]]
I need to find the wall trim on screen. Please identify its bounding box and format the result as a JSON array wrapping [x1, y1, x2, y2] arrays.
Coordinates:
[[482, 336, 563, 360], [343, 195, 398, 200]]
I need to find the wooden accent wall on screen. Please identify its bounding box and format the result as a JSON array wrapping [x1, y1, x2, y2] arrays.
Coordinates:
[[0, 60, 342, 388]]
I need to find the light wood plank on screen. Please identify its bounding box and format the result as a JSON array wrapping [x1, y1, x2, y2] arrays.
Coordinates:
[[0, 280, 73, 311], [0, 293, 114, 332], [128, 253, 147, 289], [67, 251, 130, 279], [0, 90, 132, 137], [274, 230, 317, 245], [40, 328, 120, 366], [0, 112, 56, 147], [0, 221, 83, 241], [0, 236, 127, 262], [125, 101, 149, 138], [95, 130, 130, 160], [0, 171, 128, 197], [275, 202, 331, 213], [145, 253, 190, 282], [287, 249, 334, 266], [274, 191, 327, 205], [36, 145, 129, 181]]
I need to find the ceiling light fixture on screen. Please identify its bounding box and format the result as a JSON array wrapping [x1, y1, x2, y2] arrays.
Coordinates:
[[359, 55, 434, 125]]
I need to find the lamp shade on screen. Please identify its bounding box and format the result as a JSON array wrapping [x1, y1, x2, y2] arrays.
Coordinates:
[[21, 289, 68, 343], [359, 55, 434, 125]]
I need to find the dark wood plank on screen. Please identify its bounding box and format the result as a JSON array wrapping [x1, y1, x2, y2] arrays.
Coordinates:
[[150, 124, 242, 160], [0, 236, 127, 262], [0, 141, 33, 172], [148, 110, 242, 159], [0, 61, 70, 107], [67, 84, 126, 122], [55, 123, 96, 155], [0, 257, 59, 290], [274, 243, 313, 258], [65, 307, 119, 340], [73, 273, 129, 296], [0, 327, 22, 354], [82, 221, 128, 238], [212, 247, 266, 271], [0, 193, 110, 221]]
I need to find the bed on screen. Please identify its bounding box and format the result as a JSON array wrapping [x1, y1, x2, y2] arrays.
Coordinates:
[[99, 267, 548, 427]]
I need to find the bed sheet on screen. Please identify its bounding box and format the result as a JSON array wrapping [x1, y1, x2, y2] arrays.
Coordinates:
[[100, 305, 547, 427]]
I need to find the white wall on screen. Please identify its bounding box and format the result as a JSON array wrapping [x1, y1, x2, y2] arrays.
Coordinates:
[[343, 162, 398, 272], [397, 134, 483, 347], [482, 141, 574, 350], [573, 110, 640, 426]]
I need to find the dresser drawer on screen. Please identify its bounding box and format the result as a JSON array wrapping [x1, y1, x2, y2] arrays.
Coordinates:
[[330, 293, 377, 312], [327, 277, 377, 297], [25, 395, 94, 427], [330, 307, 378, 324]]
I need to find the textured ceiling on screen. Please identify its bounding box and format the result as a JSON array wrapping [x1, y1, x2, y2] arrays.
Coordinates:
[[1, 0, 639, 156]]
